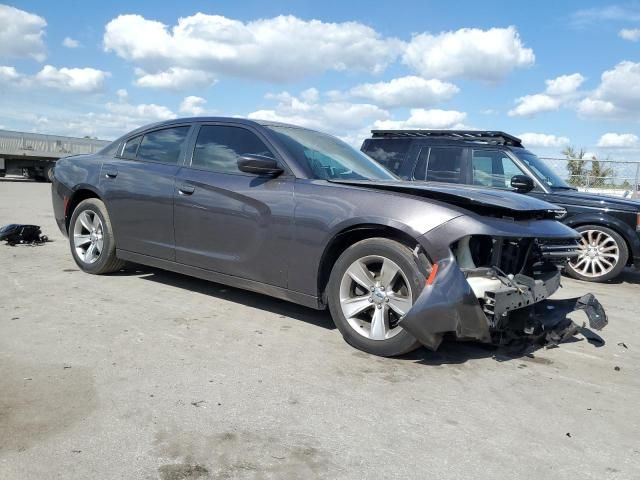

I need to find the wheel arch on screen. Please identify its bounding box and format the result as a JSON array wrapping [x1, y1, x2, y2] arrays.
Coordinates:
[[317, 222, 427, 304], [564, 213, 636, 265], [65, 185, 104, 233]]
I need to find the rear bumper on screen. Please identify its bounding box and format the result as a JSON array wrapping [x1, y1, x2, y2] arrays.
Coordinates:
[[51, 179, 69, 237], [398, 256, 606, 350]]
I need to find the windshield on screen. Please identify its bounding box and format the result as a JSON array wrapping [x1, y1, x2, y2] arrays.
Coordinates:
[[266, 126, 396, 180], [515, 150, 572, 189]]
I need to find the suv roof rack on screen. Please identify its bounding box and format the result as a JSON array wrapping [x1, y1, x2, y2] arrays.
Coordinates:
[[370, 130, 522, 147]]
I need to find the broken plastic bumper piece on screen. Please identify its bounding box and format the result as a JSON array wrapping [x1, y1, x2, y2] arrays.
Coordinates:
[[398, 257, 607, 351]]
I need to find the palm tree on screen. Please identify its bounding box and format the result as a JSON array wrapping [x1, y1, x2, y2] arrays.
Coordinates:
[[562, 146, 586, 186]]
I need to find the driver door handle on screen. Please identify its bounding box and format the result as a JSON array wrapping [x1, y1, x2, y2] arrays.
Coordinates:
[[178, 184, 195, 195], [103, 166, 118, 178]]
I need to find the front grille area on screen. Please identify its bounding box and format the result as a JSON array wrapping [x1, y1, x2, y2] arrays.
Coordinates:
[[458, 236, 580, 276]]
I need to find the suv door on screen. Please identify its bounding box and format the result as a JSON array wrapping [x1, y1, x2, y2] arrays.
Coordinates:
[[173, 123, 294, 287], [99, 125, 192, 260]]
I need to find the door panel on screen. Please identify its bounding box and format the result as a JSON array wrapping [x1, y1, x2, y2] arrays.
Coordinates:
[[173, 169, 294, 287], [99, 159, 179, 260], [98, 125, 192, 260]]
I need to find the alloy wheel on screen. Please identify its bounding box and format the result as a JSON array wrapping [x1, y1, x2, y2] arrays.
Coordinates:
[[73, 210, 104, 264], [569, 229, 620, 278], [339, 255, 413, 341]]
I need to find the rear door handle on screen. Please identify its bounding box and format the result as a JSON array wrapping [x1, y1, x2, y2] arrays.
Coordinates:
[[104, 166, 118, 178], [178, 184, 195, 195]]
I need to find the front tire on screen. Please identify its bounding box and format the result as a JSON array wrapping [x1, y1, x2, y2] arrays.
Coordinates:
[[327, 238, 425, 356], [565, 225, 628, 282], [69, 198, 125, 274]]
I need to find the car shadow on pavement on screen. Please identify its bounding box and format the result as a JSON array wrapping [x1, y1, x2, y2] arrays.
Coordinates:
[[600, 267, 640, 285], [400, 333, 595, 365], [120, 265, 336, 330], [112, 264, 603, 364]]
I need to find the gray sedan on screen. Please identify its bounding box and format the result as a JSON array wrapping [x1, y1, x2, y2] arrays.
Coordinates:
[[51, 118, 598, 356]]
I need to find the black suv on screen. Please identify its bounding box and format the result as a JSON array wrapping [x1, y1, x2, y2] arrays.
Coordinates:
[[361, 130, 640, 282]]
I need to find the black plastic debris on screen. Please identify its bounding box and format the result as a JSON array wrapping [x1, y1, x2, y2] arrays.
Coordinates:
[[497, 293, 608, 352], [0, 224, 48, 245]]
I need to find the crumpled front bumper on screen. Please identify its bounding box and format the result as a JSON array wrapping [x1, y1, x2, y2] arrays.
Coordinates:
[[398, 256, 607, 350]]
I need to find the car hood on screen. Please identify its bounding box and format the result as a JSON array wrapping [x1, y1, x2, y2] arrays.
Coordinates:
[[329, 180, 563, 217], [542, 189, 640, 212]]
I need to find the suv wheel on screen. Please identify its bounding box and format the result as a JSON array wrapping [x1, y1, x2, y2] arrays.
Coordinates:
[[566, 225, 628, 282], [69, 198, 125, 274], [327, 238, 423, 356]]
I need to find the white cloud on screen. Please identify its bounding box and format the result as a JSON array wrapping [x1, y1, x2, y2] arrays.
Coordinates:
[[577, 98, 616, 116], [0, 64, 110, 92], [34, 65, 110, 92], [619, 28, 640, 42], [373, 108, 468, 130], [104, 13, 403, 84], [572, 5, 640, 27], [62, 37, 80, 48], [577, 61, 640, 119], [518, 133, 570, 147], [248, 89, 390, 137], [509, 94, 560, 117], [348, 76, 459, 108], [116, 88, 128, 100], [134, 67, 217, 90], [597, 133, 639, 148], [4, 95, 177, 139], [544, 73, 585, 96], [0, 4, 46, 61], [509, 72, 584, 117], [0, 65, 24, 83], [179, 96, 207, 115], [403, 26, 534, 82]]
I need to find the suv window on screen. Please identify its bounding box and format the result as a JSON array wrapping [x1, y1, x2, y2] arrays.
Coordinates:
[[192, 125, 274, 174], [122, 135, 141, 159], [136, 126, 190, 164], [414, 146, 464, 183], [361, 139, 410, 176], [472, 150, 525, 188]]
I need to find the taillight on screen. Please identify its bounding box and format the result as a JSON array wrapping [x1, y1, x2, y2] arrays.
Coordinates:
[[636, 212, 640, 232]]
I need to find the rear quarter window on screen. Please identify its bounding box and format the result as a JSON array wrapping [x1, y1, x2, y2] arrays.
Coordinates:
[[361, 139, 410, 176]]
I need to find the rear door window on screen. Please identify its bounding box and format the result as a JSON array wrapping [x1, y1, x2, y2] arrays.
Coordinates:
[[472, 150, 525, 188], [136, 126, 190, 164], [414, 146, 465, 183], [361, 139, 410, 176], [121, 135, 141, 159]]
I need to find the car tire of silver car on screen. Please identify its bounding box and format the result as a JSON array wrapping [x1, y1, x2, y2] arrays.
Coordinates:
[[69, 198, 125, 274], [565, 224, 628, 282], [328, 238, 424, 357]]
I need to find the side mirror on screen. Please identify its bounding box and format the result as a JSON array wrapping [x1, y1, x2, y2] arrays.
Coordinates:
[[511, 174, 535, 193], [237, 154, 283, 177]]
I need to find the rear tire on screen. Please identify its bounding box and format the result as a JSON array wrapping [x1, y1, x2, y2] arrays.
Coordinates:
[[565, 224, 628, 282], [69, 198, 125, 274], [327, 238, 424, 356]]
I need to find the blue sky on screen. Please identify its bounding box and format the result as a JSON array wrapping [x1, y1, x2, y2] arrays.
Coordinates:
[[1, 1, 640, 158]]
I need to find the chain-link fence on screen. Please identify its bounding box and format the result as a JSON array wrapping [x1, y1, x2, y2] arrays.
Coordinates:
[[540, 157, 640, 199]]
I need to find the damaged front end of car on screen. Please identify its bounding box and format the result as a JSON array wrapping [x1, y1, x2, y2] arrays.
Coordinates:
[[400, 214, 608, 350]]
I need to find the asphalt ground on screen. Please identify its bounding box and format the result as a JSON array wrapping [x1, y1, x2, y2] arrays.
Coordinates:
[[1, 178, 639, 479]]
